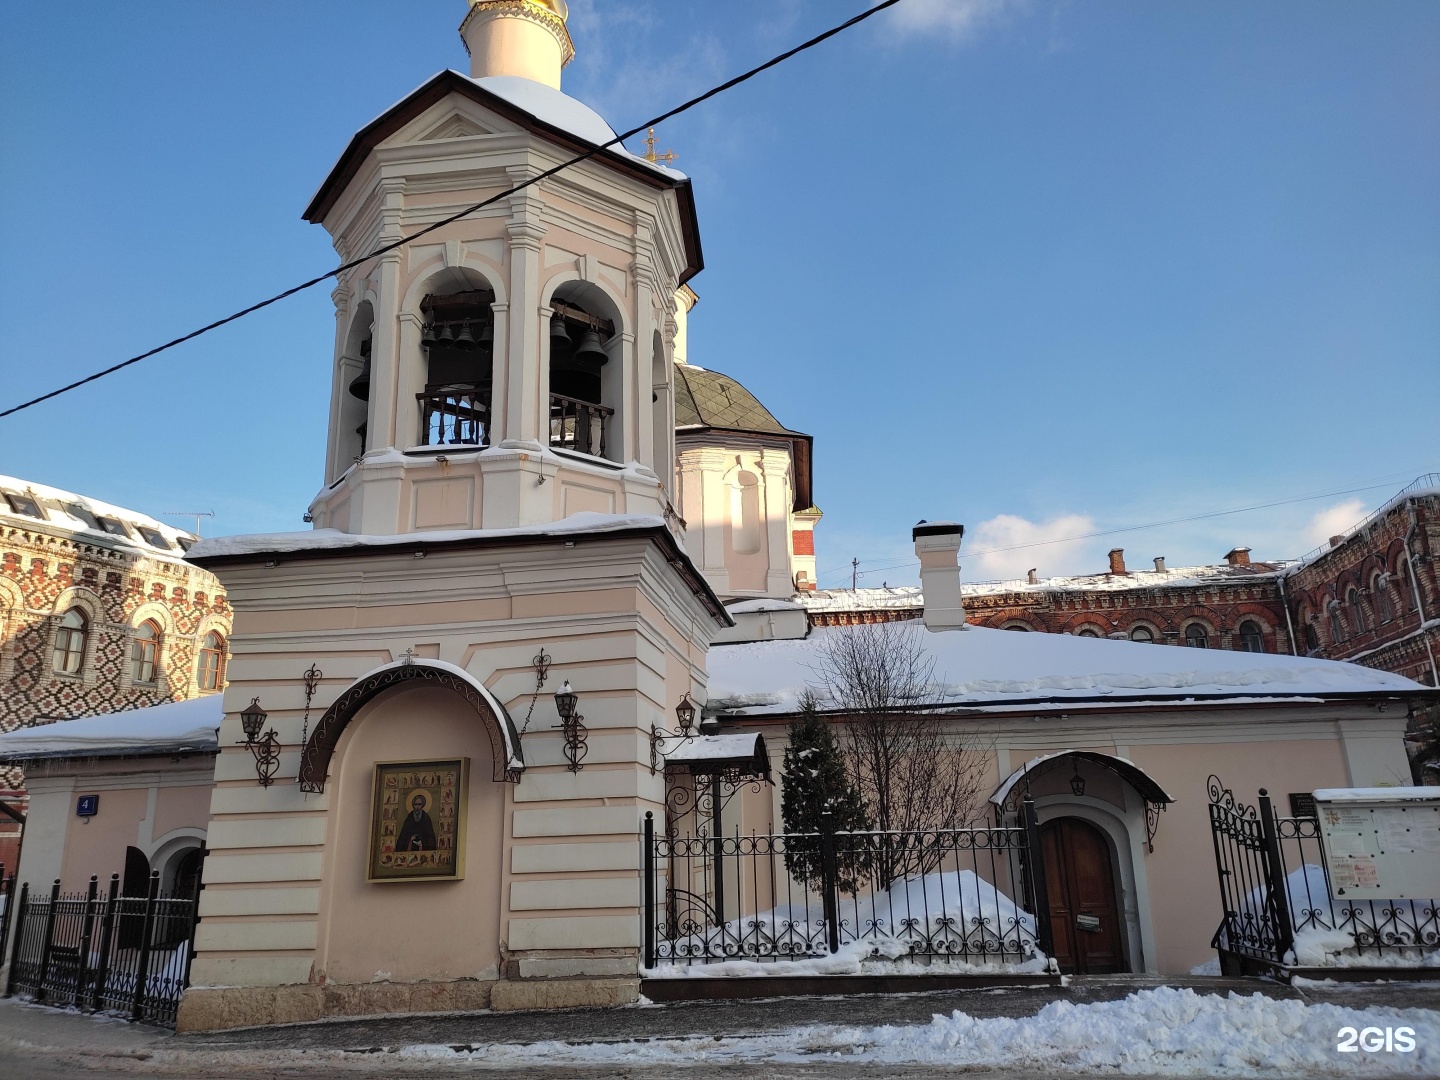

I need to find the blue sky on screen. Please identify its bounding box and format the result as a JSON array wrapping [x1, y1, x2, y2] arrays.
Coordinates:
[[1, 1, 1435, 587]]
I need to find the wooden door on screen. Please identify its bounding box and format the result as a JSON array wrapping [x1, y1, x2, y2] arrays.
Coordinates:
[[1040, 818, 1125, 974]]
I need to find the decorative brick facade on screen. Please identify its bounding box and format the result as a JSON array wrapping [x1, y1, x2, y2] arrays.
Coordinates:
[[0, 479, 232, 794]]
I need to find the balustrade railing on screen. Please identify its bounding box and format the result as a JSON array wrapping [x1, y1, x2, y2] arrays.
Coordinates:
[[418, 384, 490, 447], [549, 393, 612, 459]]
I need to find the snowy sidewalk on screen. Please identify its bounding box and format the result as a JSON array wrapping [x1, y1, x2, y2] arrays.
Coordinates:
[[3, 977, 1439, 1076]]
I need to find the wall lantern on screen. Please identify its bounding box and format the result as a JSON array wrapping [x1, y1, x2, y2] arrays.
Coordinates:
[[674, 693, 697, 736], [239, 697, 281, 788], [1069, 759, 1086, 798], [553, 681, 588, 773], [650, 692, 718, 774]]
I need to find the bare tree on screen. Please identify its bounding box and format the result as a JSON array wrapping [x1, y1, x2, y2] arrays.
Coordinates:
[[811, 620, 991, 889]]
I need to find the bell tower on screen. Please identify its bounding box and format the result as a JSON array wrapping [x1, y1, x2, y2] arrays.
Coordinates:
[[180, 4, 723, 1031], [306, 0, 700, 538]]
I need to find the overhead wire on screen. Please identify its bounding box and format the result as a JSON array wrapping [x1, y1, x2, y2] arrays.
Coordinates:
[[0, 0, 907, 421]]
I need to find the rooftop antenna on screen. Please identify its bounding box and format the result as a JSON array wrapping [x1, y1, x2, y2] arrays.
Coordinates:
[[162, 510, 215, 538]]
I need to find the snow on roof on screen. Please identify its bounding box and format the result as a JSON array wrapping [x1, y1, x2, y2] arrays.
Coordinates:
[[1312, 787, 1440, 802], [705, 622, 1425, 716], [188, 512, 668, 561], [0, 474, 197, 561], [664, 733, 766, 765], [1285, 473, 1440, 573], [0, 696, 223, 762], [471, 74, 687, 180], [726, 598, 804, 615]]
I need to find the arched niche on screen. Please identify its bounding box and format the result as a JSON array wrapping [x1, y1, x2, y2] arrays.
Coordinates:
[[298, 660, 524, 792], [314, 680, 507, 986]]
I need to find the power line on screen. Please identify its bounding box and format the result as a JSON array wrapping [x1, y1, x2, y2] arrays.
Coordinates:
[[815, 477, 1422, 585], [0, 0, 906, 421]]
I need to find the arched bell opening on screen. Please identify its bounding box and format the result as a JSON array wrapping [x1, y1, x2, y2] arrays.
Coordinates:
[[338, 302, 374, 468], [419, 278, 497, 447], [549, 281, 619, 460]]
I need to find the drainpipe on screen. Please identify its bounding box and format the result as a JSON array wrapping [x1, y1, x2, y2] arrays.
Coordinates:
[[1276, 572, 1300, 656], [1402, 501, 1438, 685]]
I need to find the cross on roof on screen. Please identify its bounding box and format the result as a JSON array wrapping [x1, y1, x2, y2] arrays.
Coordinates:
[[641, 127, 678, 165]]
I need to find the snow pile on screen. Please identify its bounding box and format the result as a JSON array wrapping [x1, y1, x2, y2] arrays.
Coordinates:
[[655, 868, 1041, 974], [707, 622, 1422, 714], [0, 696, 222, 762], [384, 988, 1440, 1076], [1227, 864, 1440, 969]]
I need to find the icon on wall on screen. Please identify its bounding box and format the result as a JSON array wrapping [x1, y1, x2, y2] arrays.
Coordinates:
[[76, 794, 99, 818], [367, 759, 468, 882]]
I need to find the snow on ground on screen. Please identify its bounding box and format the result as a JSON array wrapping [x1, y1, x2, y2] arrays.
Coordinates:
[[1229, 864, 1440, 969], [652, 868, 1042, 975], [0, 695, 222, 761], [376, 989, 1440, 1075], [707, 621, 1421, 715]]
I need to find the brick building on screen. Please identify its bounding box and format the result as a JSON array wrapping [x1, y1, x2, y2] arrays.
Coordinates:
[[0, 476, 231, 868], [801, 476, 1440, 690]]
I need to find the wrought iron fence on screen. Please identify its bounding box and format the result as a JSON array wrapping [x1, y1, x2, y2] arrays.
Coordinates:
[[1207, 776, 1440, 974], [643, 797, 1053, 970], [4, 870, 199, 1027]]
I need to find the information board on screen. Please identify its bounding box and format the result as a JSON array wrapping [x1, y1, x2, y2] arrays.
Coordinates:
[[1315, 795, 1440, 899]]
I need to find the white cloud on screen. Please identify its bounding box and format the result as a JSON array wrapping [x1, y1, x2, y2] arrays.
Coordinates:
[[1303, 499, 1367, 550], [884, 0, 1026, 43], [967, 512, 1098, 581]]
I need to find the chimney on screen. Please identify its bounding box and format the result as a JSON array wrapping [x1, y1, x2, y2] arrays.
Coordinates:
[[1153, 556, 1166, 572], [1329, 535, 1345, 549], [912, 521, 967, 632], [1224, 547, 1251, 567], [1026, 568, 1038, 585], [1108, 548, 1127, 575], [460, 0, 574, 89]]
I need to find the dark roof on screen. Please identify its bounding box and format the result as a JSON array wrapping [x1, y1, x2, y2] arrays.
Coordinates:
[[303, 70, 702, 284], [674, 366, 792, 433], [673, 365, 813, 513]]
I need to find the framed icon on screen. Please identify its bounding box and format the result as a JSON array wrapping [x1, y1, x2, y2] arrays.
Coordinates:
[[367, 758, 468, 882]]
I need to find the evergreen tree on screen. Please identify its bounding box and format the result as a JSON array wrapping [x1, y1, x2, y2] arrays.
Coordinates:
[[780, 696, 870, 891]]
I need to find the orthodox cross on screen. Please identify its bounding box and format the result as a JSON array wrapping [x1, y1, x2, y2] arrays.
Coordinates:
[[641, 127, 678, 165], [399, 647, 416, 667]]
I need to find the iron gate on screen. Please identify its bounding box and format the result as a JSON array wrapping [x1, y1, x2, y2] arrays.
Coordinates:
[[1207, 776, 1440, 975], [5, 870, 199, 1027]]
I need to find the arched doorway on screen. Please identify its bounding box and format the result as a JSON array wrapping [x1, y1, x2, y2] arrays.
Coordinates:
[[1041, 817, 1125, 974]]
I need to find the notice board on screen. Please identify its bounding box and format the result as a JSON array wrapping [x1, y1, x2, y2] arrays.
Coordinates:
[[1314, 794, 1440, 899]]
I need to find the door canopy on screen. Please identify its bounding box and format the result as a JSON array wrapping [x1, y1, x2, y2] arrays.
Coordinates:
[[298, 658, 524, 792], [990, 750, 1175, 852]]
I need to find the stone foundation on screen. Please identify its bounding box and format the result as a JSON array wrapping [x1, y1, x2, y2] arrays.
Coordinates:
[[176, 976, 640, 1032]]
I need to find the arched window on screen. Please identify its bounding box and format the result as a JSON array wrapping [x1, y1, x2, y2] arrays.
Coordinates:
[[1372, 574, 1393, 624], [1076, 628, 1100, 638], [1348, 588, 1367, 636], [1238, 620, 1265, 653], [1185, 623, 1209, 648], [421, 287, 495, 448], [1129, 626, 1154, 643], [547, 287, 616, 459], [1328, 600, 1345, 642], [53, 608, 88, 674], [197, 631, 226, 691], [1003, 624, 1030, 632], [131, 620, 161, 684]]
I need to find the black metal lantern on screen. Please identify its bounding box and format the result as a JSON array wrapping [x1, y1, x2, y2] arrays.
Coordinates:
[[554, 681, 577, 722], [674, 693, 697, 736], [240, 697, 268, 742], [237, 697, 280, 788], [699, 714, 721, 737], [1070, 759, 1086, 797]]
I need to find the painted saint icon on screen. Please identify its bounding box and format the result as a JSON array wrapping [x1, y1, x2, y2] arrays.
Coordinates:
[[396, 792, 438, 851]]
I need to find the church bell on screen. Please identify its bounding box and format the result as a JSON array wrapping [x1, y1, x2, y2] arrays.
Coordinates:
[[420, 322, 438, 349], [348, 357, 371, 401], [549, 313, 571, 351], [454, 322, 476, 350], [572, 329, 608, 368]]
